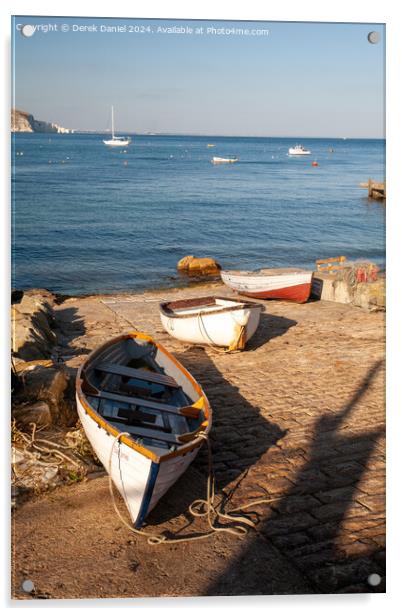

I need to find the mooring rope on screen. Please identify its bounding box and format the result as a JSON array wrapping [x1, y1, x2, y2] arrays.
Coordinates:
[[100, 300, 139, 332], [108, 431, 282, 546], [196, 312, 246, 354]]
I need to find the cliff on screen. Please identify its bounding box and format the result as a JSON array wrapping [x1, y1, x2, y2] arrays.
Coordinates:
[[11, 108, 72, 134]]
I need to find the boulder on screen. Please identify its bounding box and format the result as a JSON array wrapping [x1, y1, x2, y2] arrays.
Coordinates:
[[177, 255, 221, 276], [12, 401, 52, 429], [177, 255, 195, 271], [353, 279, 385, 312], [14, 363, 77, 426]]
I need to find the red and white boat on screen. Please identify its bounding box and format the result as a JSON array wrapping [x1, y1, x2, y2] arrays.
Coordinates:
[[220, 268, 313, 303]]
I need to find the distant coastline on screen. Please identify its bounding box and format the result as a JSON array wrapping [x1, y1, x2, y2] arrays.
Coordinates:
[[11, 109, 73, 134]]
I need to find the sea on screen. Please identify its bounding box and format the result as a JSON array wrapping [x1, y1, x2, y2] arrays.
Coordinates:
[[12, 134, 385, 296]]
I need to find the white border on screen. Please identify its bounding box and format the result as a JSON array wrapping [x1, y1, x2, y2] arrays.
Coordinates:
[[2, 0, 400, 613]]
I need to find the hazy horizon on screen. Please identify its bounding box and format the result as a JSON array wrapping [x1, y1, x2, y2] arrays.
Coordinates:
[[12, 16, 385, 139]]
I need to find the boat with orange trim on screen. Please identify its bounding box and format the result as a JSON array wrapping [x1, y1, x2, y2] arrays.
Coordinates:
[[76, 332, 211, 528]]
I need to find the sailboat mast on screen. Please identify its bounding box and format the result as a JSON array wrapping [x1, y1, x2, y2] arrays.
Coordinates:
[[111, 105, 115, 139]]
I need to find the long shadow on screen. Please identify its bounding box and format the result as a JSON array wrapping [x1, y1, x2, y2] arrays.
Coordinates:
[[204, 360, 385, 595], [51, 306, 89, 361], [146, 347, 286, 525], [246, 313, 297, 350]]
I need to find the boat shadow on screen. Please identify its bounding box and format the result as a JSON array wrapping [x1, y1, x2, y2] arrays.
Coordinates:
[[146, 347, 286, 526], [245, 312, 297, 351]]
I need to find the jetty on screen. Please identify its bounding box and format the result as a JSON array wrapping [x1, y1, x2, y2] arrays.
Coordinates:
[[360, 178, 386, 200]]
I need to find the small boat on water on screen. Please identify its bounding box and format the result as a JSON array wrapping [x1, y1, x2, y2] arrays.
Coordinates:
[[221, 268, 314, 303], [211, 156, 238, 164], [288, 145, 311, 156], [159, 296, 263, 350], [76, 332, 211, 528], [103, 106, 131, 147]]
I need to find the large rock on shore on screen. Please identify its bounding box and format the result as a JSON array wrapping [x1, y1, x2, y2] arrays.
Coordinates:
[[13, 362, 75, 426], [177, 255, 221, 276]]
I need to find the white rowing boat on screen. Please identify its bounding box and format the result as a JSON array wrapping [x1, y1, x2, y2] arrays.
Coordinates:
[[159, 296, 263, 350], [76, 332, 211, 528]]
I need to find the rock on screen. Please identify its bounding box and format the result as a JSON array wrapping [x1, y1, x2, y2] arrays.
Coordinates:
[[177, 255, 221, 276], [14, 364, 76, 426], [11, 289, 24, 304], [177, 255, 195, 271], [12, 401, 52, 429], [352, 279, 385, 312]]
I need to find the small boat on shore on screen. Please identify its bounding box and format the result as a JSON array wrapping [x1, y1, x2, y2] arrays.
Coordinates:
[[76, 332, 211, 528], [221, 268, 313, 303], [159, 296, 263, 351], [288, 145, 311, 156], [211, 156, 238, 164]]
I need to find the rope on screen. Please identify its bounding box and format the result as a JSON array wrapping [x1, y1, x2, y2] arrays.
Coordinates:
[[196, 312, 246, 354], [100, 300, 139, 331], [108, 431, 282, 546]]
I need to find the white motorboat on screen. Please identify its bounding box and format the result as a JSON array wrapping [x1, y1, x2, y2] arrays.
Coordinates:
[[103, 106, 131, 147], [288, 144, 311, 156], [159, 296, 263, 350], [76, 331, 211, 528], [211, 156, 238, 164]]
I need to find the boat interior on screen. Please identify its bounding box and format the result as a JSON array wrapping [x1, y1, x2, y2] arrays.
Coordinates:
[[160, 296, 249, 317], [80, 337, 205, 455]]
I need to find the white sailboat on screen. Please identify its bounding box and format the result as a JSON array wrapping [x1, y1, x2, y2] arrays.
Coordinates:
[[103, 106, 131, 147]]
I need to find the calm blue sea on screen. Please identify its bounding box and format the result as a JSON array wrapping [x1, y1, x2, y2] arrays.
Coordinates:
[[12, 134, 385, 296]]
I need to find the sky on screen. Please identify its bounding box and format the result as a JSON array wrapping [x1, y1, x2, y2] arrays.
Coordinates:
[[12, 16, 385, 138]]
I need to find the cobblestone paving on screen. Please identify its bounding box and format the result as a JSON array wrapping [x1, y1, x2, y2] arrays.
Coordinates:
[[53, 283, 385, 595]]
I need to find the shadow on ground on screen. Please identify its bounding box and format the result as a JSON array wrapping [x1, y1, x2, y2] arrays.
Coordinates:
[[246, 312, 297, 350], [147, 347, 286, 525], [203, 360, 385, 595]]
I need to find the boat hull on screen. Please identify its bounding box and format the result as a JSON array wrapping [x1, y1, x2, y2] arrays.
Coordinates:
[[76, 332, 211, 527], [159, 297, 262, 349], [211, 157, 238, 164], [103, 139, 130, 147], [221, 270, 313, 303]]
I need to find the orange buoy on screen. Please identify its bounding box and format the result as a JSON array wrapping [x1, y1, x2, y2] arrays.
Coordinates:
[[312, 161, 319, 167]]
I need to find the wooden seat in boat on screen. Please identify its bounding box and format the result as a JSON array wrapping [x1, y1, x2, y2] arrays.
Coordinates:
[[102, 417, 182, 445], [92, 390, 200, 419], [96, 362, 179, 389], [94, 390, 181, 414]]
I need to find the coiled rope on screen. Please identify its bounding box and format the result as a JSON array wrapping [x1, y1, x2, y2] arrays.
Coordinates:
[[108, 431, 282, 546]]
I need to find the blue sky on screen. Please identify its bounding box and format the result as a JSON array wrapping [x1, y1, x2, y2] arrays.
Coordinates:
[[12, 16, 385, 137]]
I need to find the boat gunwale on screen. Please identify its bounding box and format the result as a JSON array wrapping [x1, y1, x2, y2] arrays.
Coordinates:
[[221, 269, 313, 279], [159, 295, 263, 319], [76, 331, 211, 463]]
